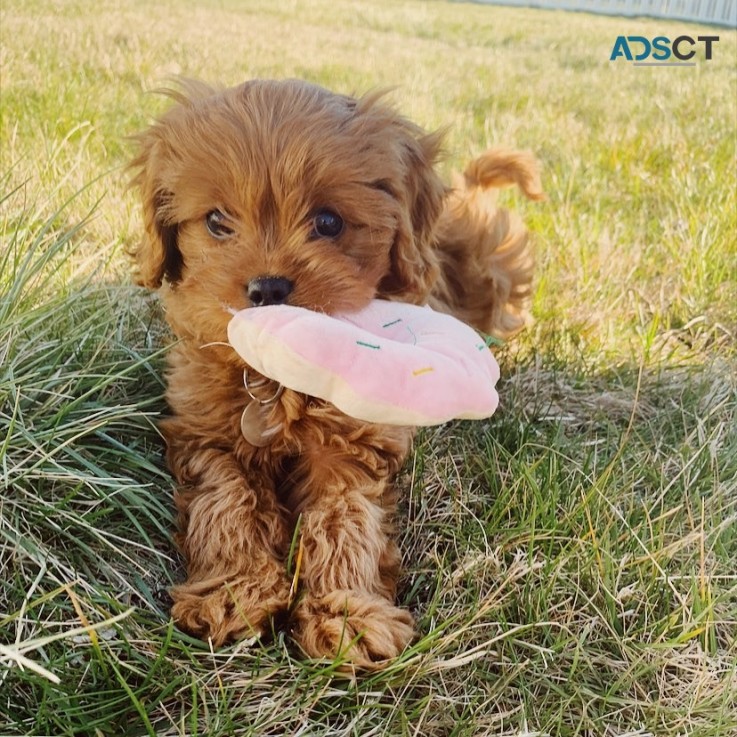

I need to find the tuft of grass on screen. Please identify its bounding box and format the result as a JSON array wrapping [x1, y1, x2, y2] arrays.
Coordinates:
[[1, 0, 736, 735]]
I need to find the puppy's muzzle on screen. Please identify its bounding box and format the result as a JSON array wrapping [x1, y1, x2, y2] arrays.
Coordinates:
[[247, 276, 294, 307]]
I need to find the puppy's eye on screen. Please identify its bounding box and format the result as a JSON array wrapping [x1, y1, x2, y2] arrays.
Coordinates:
[[205, 210, 235, 239], [310, 209, 344, 240]]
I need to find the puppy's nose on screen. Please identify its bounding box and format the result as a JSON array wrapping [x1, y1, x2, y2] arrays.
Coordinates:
[[247, 276, 294, 307]]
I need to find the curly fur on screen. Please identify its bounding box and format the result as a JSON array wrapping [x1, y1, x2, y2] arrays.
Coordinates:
[[130, 78, 542, 670]]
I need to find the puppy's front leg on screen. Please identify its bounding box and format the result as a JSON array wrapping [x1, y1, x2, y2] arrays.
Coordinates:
[[168, 446, 291, 646], [289, 427, 415, 669]]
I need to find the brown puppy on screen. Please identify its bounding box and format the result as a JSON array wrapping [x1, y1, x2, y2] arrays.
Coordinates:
[[130, 78, 543, 669]]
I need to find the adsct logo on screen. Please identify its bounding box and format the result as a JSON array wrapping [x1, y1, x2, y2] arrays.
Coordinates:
[[610, 35, 719, 66]]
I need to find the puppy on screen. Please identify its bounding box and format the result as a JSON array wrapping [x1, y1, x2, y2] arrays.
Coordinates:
[[130, 78, 543, 669]]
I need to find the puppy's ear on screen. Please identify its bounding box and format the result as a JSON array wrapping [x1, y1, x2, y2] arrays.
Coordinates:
[[128, 129, 182, 289], [379, 126, 446, 303]]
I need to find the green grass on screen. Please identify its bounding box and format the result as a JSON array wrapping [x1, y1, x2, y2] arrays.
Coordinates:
[[1, 0, 736, 735]]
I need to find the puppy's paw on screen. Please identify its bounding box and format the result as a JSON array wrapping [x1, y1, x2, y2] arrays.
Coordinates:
[[171, 571, 290, 646], [292, 590, 415, 670]]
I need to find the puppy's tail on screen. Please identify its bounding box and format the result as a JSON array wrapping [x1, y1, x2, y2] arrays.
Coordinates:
[[462, 147, 545, 202], [430, 147, 544, 339]]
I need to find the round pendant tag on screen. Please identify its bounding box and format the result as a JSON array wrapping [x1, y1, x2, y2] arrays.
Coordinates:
[[240, 401, 271, 447]]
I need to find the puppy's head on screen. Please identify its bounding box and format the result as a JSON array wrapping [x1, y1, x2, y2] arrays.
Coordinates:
[[129, 79, 445, 341]]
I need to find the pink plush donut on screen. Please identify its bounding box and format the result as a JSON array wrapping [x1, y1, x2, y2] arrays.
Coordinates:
[[227, 300, 500, 426]]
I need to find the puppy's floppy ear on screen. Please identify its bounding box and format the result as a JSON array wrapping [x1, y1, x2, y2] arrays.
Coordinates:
[[128, 127, 182, 289], [379, 125, 447, 303]]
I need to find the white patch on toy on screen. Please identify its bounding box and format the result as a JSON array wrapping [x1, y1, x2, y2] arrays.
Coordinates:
[[227, 300, 500, 426]]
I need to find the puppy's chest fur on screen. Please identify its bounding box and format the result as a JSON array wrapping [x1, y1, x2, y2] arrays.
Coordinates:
[[161, 341, 412, 507]]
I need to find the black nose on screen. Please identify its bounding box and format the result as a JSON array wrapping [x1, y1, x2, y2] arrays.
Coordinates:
[[247, 276, 294, 307]]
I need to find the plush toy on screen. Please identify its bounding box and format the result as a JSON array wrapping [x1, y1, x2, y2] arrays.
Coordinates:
[[227, 300, 500, 426]]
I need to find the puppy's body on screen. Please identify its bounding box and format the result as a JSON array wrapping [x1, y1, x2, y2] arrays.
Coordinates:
[[131, 79, 542, 668]]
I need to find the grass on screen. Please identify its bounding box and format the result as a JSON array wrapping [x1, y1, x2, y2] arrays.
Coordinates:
[[1, 0, 736, 734]]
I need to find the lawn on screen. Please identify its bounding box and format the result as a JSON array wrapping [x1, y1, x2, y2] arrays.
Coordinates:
[[1, 0, 736, 735]]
